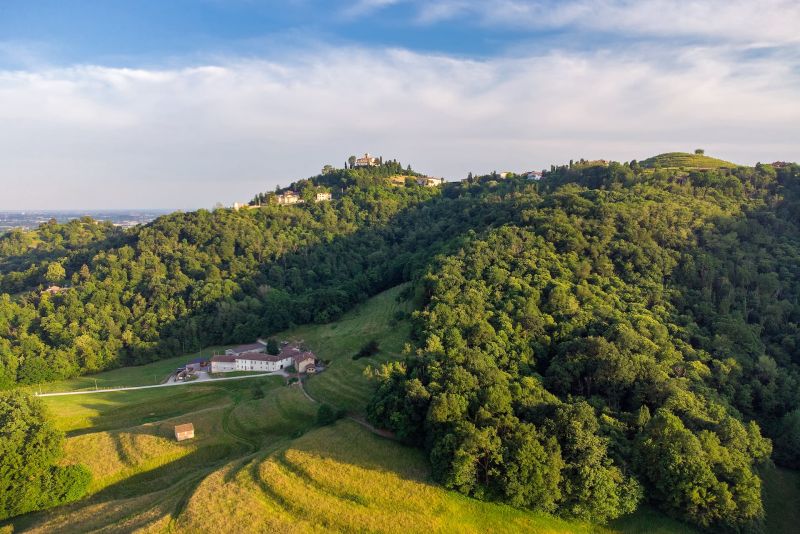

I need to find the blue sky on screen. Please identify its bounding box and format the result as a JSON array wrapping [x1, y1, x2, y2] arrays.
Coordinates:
[[1, 1, 799, 209], [0, 0, 639, 65]]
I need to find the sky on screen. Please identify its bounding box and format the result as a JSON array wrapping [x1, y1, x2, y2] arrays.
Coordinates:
[[0, 1, 799, 210]]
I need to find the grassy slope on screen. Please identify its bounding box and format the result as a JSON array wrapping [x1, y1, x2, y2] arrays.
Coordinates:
[[14, 376, 303, 533], [177, 420, 609, 534], [762, 465, 800, 533], [286, 283, 413, 412], [9, 286, 794, 533], [640, 152, 737, 169]]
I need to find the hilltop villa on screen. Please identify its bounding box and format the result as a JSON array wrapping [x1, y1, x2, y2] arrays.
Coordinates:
[[42, 285, 68, 295], [212, 342, 316, 373], [232, 202, 260, 211], [276, 191, 301, 205], [354, 153, 380, 167], [417, 176, 445, 187], [315, 191, 332, 201]]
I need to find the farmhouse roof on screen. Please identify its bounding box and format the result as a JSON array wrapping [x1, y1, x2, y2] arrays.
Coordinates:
[[228, 342, 266, 354], [211, 354, 237, 363], [293, 352, 315, 364], [174, 423, 194, 433], [230, 350, 289, 362]]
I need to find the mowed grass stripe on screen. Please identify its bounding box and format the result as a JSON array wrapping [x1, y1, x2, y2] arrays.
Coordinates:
[[237, 420, 609, 534]]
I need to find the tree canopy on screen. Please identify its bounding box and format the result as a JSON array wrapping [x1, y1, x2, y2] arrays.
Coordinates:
[[0, 391, 90, 520]]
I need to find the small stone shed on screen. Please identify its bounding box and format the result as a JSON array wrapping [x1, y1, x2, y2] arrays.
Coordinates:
[[174, 423, 195, 442]]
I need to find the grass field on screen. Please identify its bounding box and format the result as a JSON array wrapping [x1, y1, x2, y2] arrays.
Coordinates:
[[31, 345, 233, 394], [176, 419, 611, 534], [762, 465, 800, 534], [8, 285, 798, 533], [640, 152, 737, 169], [13, 375, 304, 533], [284, 283, 414, 412]]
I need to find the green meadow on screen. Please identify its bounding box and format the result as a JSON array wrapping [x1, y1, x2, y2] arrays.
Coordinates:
[[31, 345, 232, 394], [281, 283, 414, 412], [639, 151, 738, 169]]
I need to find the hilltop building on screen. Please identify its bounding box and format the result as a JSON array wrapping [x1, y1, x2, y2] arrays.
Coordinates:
[[42, 285, 68, 295], [315, 191, 332, 202], [232, 202, 260, 211], [354, 153, 380, 167], [276, 191, 301, 205], [525, 171, 543, 180], [417, 176, 445, 187]]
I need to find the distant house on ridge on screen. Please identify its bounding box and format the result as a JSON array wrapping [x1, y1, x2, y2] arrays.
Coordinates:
[[276, 191, 301, 205], [42, 285, 67, 296], [354, 153, 380, 167], [416, 176, 445, 187]]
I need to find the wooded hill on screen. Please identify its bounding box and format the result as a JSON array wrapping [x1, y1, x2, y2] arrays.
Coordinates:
[[1, 156, 800, 531]]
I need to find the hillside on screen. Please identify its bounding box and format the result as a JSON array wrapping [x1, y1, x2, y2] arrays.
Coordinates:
[[3, 156, 800, 532], [639, 151, 737, 169], [10, 287, 644, 534]]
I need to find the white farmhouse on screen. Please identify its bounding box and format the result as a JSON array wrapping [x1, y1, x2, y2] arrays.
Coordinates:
[[211, 344, 316, 373]]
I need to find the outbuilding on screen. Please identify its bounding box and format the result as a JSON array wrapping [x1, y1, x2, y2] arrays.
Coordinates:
[[174, 423, 195, 442]]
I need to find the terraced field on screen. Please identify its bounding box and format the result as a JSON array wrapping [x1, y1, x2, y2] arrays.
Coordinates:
[[175, 420, 611, 534], [13, 376, 307, 532]]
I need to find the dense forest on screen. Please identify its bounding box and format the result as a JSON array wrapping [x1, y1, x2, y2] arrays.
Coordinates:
[[367, 159, 800, 531], [1, 156, 799, 530], [369, 162, 800, 531]]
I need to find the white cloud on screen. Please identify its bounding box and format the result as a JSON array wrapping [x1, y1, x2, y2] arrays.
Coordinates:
[[366, 1, 800, 46], [342, 0, 405, 18], [0, 43, 798, 209]]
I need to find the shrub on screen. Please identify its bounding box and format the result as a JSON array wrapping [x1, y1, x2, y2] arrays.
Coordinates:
[[0, 391, 91, 520], [317, 404, 338, 426], [353, 339, 380, 360]]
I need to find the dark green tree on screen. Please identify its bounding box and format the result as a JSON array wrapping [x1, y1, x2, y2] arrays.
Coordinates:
[[0, 391, 91, 520]]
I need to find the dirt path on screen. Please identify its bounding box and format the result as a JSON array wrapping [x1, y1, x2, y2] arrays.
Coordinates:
[[297, 379, 397, 441]]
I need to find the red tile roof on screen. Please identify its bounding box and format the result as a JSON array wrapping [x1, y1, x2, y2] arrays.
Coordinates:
[[293, 352, 315, 364], [213, 344, 315, 365]]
